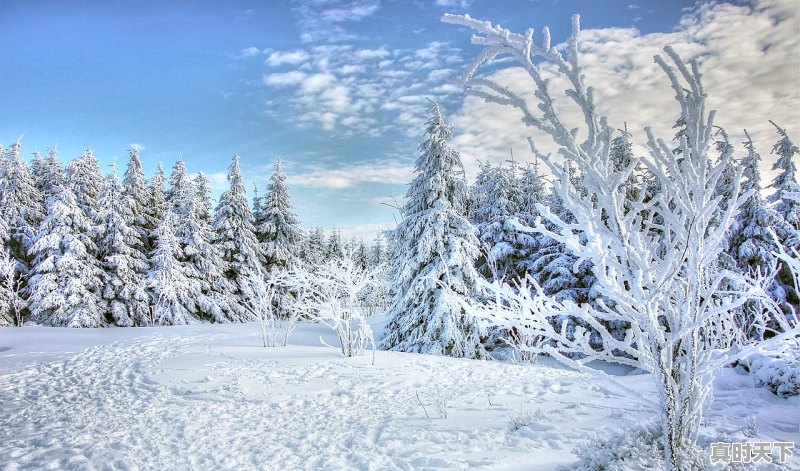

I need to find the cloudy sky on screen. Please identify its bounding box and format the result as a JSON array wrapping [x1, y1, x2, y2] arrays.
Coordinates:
[[1, 0, 798, 240]]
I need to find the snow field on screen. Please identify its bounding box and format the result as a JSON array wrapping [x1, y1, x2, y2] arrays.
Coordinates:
[[1, 322, 798, 470]]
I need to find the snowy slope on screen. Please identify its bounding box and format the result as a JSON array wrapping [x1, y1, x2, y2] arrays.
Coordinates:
[[0, 321, 797, 470]]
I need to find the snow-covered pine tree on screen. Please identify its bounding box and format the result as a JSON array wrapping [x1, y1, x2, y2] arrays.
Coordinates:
[[168, 157, 237, 322], [767, 121, 800, 230], [123, 146, 155, 242], [303, 227, 327, 266], [257, 160, 303, 271], [382, 101, 485, 358], [0, 139, 45, 274], [66, 146, 104, 226], [353, 239, 370, 271], [38, 147, 65, 202], [30, 150, 46, 206], [147, 208, 196, 325], [326, 229, 344, 260], [469, 162, 521, 282], [213, 156, 262, 321], [194, 172, 214, 226], [96, 165, 151, 326], [370, 234, 386, 269], [27, 183, 105, 327], [148, 163, 167, 244]]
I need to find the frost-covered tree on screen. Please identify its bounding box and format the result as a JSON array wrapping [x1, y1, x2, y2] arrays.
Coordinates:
[[512, 154, 548, 279], [767, 121, 800, 230], [326, 229, 344, 260], [66, 146, 104, 226], [303, 227, 327, 266], [470, 162, 522, 281], [444, 13, 800, 470], [382, 101, 485, 359], [257, 161, 303, 271], [169, 158, 237, 322], [123, 146, 155, 241], [147, 209, 195, 325], [34, 147, 65, 202], [0, 139, 44, 270], [96, 166, 151, 326], [149, 163, 167, 233], [370, 234, 386, 268], [282, 255, 380, 359], [27, 184, 105, 327], [194, 172, 214, 226], [352, 239, 370, 271], [213, 156, 261, 321], [0, 249, 19, 326], [728, 133, 800, 328], [30, 150, 46, 206]]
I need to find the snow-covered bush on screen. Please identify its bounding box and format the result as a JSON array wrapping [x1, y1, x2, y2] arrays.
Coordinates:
[[239, 266, 278, 347], [444, 13, 800, 471], [572, 421, 708, 471], [283, 255, 380, 359], [735, 340, 800, 397]]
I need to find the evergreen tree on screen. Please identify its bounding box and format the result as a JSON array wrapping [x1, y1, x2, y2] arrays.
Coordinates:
[[370, 234, 386, 268], [30, 150, 46, 206], [66, 146, 104, 225], [257, 161, 303, 271], [147, 209, 195, 325], [327, 229, 344, 260], [382, 101, 485, 358], [38, 147, 65, 202], [169, 158, 237, 322], [353, 238, 370, 270], [0, 139, 45, 271], [469, 162, 521, 281], [767, 121, 800, 230], [194, 172, 214, 226], [304, 227, 327, 266], [213, 156, 261, 321], [27, 184, 105, 327], [728, 132, 800, 333], [123, 146, 155, 239], [149, 163, 167, 233], [96, 166, 150, 326]]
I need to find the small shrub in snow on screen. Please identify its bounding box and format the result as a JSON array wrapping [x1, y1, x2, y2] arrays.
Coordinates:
[[507, 405, 544, 431], [572, 422, 708, 471], [415, 387, 450, 419], [282, 255, 380, 359], [735, 340, 800, 397]]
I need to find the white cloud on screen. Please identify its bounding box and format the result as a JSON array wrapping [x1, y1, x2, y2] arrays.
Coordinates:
[[292, 0, 380, 43], [288, 160, 414, 189], [266, 50, 310, 66], [237, 46, 262, 58], [426, 68, 453, 83], [262, 71, 308, 86], [300, 72, 337, 94], [353, 48, 390, 60], [435, 0, 471, 9]]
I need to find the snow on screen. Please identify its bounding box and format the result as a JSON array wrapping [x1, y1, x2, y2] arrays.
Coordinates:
[[1, 320, 797, 470]]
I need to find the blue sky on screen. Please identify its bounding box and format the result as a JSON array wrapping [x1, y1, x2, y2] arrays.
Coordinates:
[[2, 0, 798, 240]]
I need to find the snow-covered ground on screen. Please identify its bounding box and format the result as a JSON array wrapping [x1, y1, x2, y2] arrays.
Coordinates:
[[0, 320, 797, 470]]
